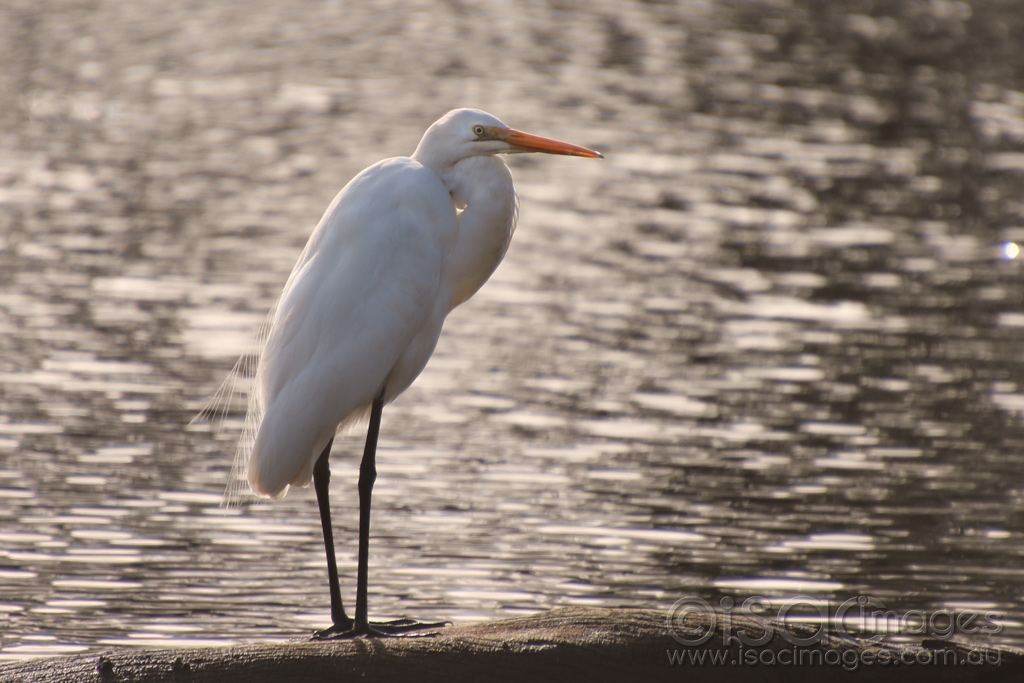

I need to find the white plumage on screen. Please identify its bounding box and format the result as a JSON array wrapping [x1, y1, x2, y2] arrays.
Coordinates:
[[230, 109, 599, 498]]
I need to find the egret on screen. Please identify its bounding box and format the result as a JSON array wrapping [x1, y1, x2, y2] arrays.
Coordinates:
[[213, 108, 602, 638]]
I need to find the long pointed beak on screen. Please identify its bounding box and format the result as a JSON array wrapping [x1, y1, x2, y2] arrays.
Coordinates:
[[503, 128, 604, 159]]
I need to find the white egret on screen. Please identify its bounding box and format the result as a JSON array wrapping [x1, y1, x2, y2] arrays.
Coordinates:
[[213, 108, 602, 637]]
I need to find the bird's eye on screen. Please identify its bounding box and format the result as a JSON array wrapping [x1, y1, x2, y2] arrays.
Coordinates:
[[473, 125, 485, 137]]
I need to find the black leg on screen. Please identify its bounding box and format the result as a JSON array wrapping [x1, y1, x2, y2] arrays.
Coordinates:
[[312, 439, 353, 636], [354, 387, 386, 631]]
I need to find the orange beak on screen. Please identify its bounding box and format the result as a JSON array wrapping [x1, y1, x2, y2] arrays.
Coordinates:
[[502, 128, 604, 159]]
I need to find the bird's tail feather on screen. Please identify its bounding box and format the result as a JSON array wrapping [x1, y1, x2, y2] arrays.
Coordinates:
[[190, 310, 274, 507]]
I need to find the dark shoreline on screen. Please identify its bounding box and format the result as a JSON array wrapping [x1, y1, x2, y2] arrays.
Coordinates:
[[1, 607, 1020, 682]]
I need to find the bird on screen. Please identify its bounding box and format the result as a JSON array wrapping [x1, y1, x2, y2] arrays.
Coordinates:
[[208, 108, 603, 638]]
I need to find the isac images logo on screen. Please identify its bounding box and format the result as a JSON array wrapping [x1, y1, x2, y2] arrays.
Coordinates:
[[666, 595, 1003, 671]]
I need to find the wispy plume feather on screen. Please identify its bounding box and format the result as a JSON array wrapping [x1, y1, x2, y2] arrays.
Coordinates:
[[190, 309, 275, 507]]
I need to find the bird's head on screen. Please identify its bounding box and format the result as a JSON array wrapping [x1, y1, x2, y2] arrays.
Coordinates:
[[413, 108, 603, 169]]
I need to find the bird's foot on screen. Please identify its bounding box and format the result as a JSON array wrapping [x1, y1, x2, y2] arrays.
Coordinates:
[[312, 619, 353, 640], [312, 617, 449, 640]]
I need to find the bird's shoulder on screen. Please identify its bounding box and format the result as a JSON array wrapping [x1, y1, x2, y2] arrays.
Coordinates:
[[343, 156, 450, 209], [313, 156, 456, 245]]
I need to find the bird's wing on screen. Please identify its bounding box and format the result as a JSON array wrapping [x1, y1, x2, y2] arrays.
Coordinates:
[[244, 158, 457, 497]]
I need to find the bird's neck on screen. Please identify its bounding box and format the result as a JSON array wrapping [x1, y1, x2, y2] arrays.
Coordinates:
[[436, 156, 518, 310]]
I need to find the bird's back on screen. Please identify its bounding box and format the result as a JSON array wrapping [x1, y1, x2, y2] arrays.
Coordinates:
[[245, 157, 458, 498]]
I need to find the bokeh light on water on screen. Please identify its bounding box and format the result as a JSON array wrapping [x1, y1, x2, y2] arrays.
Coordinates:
[[3, 0, 1024, 660]]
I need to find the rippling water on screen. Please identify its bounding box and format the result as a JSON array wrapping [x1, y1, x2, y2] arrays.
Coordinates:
[[2, 0, 1024, 660]]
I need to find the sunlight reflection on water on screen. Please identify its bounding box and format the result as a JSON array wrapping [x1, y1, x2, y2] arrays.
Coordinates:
[[1, 0, 1024, 663]]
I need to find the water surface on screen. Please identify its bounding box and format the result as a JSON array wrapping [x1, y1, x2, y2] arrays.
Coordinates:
[[2, 0, 1024, 659]]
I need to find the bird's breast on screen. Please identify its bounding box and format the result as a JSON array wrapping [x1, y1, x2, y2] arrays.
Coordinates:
[[441, 157, 518, 310]]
